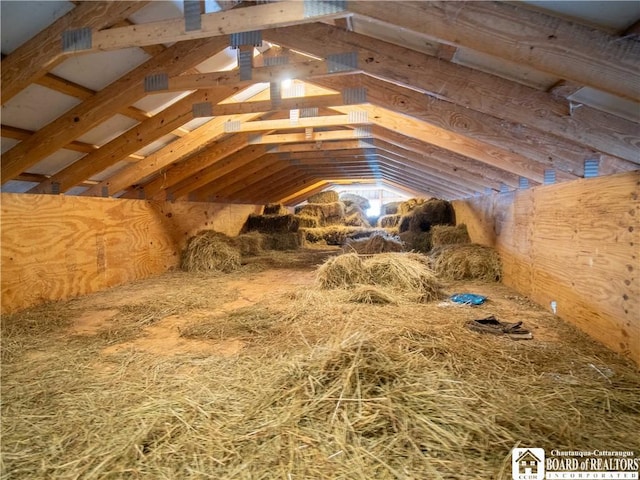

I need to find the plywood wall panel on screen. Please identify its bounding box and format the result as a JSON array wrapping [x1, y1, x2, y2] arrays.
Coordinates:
[[1, 194, 260, 313], [453, 171, 640, 364]]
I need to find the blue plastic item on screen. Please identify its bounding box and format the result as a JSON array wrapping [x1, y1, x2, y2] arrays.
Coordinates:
[[450, 293, 487, 306]]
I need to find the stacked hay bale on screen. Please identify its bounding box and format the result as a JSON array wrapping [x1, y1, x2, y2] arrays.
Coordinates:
[[240, 203, 302, 251], [377, 201, 402, 231], [431, 224, 471, 248], [316, 252, 442, 303], [397, 198, 456, 253], [296, 190, 351, 245], [431, 244, 502, 281], [181, 230, 241, 273]]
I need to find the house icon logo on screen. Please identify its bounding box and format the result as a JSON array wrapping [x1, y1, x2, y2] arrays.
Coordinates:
[[512, 448, 545, 480]]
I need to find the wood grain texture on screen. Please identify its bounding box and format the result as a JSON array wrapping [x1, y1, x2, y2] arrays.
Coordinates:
[[1, 36, 230, 183], [265, 23, 639, 163], [453, 171, 640, 364], [0, 2, 147, 103], [348, 1, 640, 101], [0, 193, 259, 313]]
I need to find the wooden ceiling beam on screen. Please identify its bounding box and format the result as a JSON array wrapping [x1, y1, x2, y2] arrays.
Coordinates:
[[313, 75, 633, 176], [83, 113, 261, 198], [0, 124, 142, 161], [371, 133, 524, 189], [1, 37, 231, 184], [169, 140, 366, 200], [264, 24, 639, 163], [210, 93, 347, 116], [30, 89, 235, 195], [75, 2, 349, 53], [335, 104, 569, 184], [163, 60, 359, 92], [347, 1, 639, 101], [222, 113, 369, 133], [250, 129, 368, 144], [1, 1, 148, 103]]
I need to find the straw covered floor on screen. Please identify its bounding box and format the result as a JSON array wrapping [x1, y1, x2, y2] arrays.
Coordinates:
[[2, 248, 638, 479]]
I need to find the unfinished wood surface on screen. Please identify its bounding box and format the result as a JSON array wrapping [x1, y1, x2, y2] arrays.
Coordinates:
[[0, 193, 259, 313], [348, 1, 640, 101], [453, 171, 640, 364], [1, 37, 230, 184], [265, 24, 639, 163], [84, 2, 347, 52], [0, 2, 146, 103]]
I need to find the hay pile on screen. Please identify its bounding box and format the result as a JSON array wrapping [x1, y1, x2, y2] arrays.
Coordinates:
[[378, 214, 400, 228], [180, 230, 241, 273], [307, 190, 339, 204], [431, 223, 471, 247], [262, 203, 289, 215], [399, 231, 433, 253], [432, 243, 502, 281], [2, 256, 639, 479], [339, 193, 370, 211], [316, 252, 442, 302], [344, 203, 371, 227], [244, 213, 298, 233], [399, 198, 455, 234], [342, 233, 403, 254], [234, 231, 265, 256], [381, 201, 400, 215], [295, 202, 345, 226], [294, 214, 319, 228]]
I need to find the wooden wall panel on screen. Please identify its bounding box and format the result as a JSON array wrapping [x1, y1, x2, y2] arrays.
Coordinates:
[[1, 194, 260, 313], [453, 171, 640, 364]]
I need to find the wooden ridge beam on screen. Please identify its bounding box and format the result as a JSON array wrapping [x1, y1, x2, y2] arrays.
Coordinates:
[[1, 37, 230, 184], [74, 2, 348, 53], [265, 24, 639, 163], [347, 1, 640, 101], [30, 89, 235, 195], [1, 1, 147, 103]]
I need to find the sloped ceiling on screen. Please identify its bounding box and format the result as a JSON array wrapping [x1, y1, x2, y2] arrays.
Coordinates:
[[1, 0, 638, 205]]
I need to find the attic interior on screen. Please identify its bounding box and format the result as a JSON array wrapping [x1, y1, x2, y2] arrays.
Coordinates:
[[1, 1, 639, 477]]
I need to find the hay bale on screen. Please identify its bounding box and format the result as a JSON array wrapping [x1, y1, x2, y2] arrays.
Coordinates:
[[399, 231, 432, 253], [432, 243, 502, 281], [398, 214, 412, 233], [342, 234, 404, 254], [431, 224, 471, 247], [263, 203, 288, 215], [245, 213, 298, 233], [317, 252, 442, 302], [234, 232, 265, 256], [294, 214, 319, 228], [339, 193, 370, 211], [344, 204, 371, 227], [262, 233, 301, 251], [181, 230, 241, 273], [378, 214, 400, 228], [399, 197, 427, 215], [382, 201, 400, 215], [410, 199, 455, 232], [307, 190, 339, 204], [295, 202, 345, 226]]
